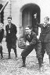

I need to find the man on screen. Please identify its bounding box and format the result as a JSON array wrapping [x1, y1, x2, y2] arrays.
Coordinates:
[[0, 23, 4, 59], [33, 13, 38, 35], [38, 16, 50, 66], [21, 26, 42, 69], [6, 17, 17, 59]]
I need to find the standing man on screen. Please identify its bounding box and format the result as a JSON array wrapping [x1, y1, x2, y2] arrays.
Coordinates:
[[33, 13, 39, 35], [38, 17, 50, 67], [21, 26, 42, 70], [5, 17, 17, 59]]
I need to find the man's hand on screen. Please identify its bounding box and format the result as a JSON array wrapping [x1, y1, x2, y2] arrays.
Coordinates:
[[26, 41, 29, 46], [37, 35, 39, 39]]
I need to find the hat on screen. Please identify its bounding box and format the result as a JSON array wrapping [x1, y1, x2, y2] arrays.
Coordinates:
[[7, 16, 12, 20], [25, 27, 30, 30], [25, 25, 32, 30]]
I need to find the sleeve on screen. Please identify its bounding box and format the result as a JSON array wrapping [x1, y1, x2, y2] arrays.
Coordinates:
[[1, 29, 4, 41], [37, 23, 43, 28], [5, 25, 7, 32], [29, 33, 37, 45]]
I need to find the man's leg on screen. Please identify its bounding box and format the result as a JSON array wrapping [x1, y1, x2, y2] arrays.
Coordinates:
[[21, 45, 34, 67], [12, 43, 17, 58], [48, 54, 50, 66], [0, 46, 3, 59], [36, 42, 45, 69], [49, 55, 50, 64], [12, 40, 17, 58], [22, 56, 26, 67], [13, 48, 17, 58], [8, 47, 11, 59], [7, 43, 11, 59], [41, 43, 45, 63], [45, 43, 50, 65], [41, 49, 45, 63]]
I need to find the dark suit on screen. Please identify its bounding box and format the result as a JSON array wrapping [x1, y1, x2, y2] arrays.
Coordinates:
[[6, 23, 17, 58], [33, 18, 38, 35], [0, 29, 4, 58], [21, 31, 42, 67], [38, 24, 50, 60]]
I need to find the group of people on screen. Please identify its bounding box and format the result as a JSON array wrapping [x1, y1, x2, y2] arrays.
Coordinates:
[[0, 17, 17, 59], [20, 16, 50, 71], [0, 16, 50, 71]]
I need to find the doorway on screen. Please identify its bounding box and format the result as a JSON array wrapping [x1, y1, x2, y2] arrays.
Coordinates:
[[21, 3, 40, 35]]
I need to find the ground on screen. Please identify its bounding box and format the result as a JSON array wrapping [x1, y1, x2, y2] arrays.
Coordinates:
[[0, 39, 50, 75], [0, 54, 50, 75]]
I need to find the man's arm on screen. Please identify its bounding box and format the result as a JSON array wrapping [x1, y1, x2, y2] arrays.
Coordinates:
[[14, 25, 17, 34], [29, 32, 37, 45], [37, 23, 43, 28], [4, 25, 7, 37]]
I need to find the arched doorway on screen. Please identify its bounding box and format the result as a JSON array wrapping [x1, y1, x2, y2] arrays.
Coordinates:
[[20, 3, 40, 35]]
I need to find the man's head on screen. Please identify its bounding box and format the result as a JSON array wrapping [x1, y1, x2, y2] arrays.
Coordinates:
[[44, 16, 49, 23], [34, 13, 37, 19], [7, 16, 12, 24], [25, 26, 32, 35]]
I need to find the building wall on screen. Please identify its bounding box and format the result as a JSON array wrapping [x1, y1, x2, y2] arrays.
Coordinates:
[[11, 0, 50, 37], [2, 0, 50, 37], [1, 0, 50, 55]]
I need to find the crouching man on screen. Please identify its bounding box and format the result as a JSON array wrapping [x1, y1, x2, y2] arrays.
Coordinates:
[[0, 23, 4, 59], [21, 26, 42, 69]]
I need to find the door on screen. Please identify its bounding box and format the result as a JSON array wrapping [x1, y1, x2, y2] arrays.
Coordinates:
[[21, 4, 40, 35]]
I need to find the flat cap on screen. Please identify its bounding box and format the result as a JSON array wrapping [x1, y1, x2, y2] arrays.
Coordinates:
[[7, 16, 12, 20]]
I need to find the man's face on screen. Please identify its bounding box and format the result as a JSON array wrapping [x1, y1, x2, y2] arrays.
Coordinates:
[[8, 19, 11, 24], [34, 13, 37, 19], [43, 18, 48, 27], [25, 29, 31, 35], [44, 18, 48, 24]]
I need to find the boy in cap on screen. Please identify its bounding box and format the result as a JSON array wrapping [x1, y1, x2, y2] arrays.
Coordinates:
[[5, 17, 17, 59]]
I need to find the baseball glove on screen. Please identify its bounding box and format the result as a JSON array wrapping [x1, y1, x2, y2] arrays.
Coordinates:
[[18, 37, 26, 49]]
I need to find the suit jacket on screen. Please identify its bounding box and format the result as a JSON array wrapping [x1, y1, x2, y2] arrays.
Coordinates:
[[6, 23, 17, 43], [38, 23, 50, 43], [24, 31, 38, 45]]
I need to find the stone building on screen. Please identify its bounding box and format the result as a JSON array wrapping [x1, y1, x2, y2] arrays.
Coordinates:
[[0, 0, 50, 37], [0, 0, 50, 55]]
